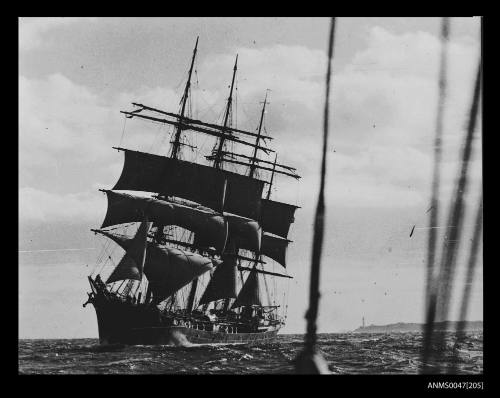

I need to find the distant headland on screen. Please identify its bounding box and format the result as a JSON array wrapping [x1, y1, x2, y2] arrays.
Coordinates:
[[352, 321, 483, 333]]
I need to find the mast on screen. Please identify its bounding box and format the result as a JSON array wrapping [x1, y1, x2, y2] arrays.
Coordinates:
[[155, 37, 198, 245], [208, 55, 238, 310], [248, 91, 269, 178], [213, 55, 238, 169], [170, 37, 199, 309], [171, 36, 199, 160], [186, 233, 205, 312], [246, 93, 269, 310]]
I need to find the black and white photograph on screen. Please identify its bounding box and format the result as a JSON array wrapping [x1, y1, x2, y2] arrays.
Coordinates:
[[19, 17, 483, 378]]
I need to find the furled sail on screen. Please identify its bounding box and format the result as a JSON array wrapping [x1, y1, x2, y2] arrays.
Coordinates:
[[106, 218, 151, 283], [198, 242, 237, 305], [101, 190, 228, 253], [260, 199, 298, 239], [95, 230, 214, 302], [231, 266, 262, 308], [112, 148, 265, 219]]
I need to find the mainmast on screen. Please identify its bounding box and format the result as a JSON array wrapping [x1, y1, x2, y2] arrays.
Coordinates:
[[213, 55, 238, 169], [171, 36, 199, 160]]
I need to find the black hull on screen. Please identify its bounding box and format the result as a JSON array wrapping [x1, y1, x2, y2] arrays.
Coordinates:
[[91, 294, 280, 345]]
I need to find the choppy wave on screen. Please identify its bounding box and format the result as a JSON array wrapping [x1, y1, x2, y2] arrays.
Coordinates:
[[18, 332, 483, 374]]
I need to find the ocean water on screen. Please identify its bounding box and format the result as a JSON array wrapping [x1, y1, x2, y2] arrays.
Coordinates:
[[18, 332, 483, 374]]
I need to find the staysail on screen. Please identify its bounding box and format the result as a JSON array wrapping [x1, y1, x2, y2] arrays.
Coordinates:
[[106, 218, 151, 283], [198, 241, 238, 305], [231, 266, 262, 308]]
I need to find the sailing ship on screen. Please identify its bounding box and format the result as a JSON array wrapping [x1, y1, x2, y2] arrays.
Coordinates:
[[84, 37, 301, 345]]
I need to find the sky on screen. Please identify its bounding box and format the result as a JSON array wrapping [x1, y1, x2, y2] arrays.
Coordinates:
[[19, 17, 482, 338]]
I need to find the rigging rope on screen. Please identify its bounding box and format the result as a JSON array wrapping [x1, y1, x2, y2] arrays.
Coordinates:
[[118, 116, 127, 147]]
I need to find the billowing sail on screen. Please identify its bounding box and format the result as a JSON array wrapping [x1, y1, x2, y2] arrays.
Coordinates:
[[106, 218, 151, 283], [112, 148, 265, 219], [231, 267, 261, 308], [225, 213, 261, 253], [101, 190, 262, 253], [96, 230, 214, 302], [193, 212, 260, 253], [197, 259, 237, 305], [145, 246, 214, 303], [101, 190, 228, 252], [261, 199, 298, 239], [198, 241, 237, 305]]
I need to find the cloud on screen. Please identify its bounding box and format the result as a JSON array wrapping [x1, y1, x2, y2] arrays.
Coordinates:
[[18, 72, 182, 223], [19, 17, 98, 51], [19, 73, 121, 193], [19, 24, 481, 226]]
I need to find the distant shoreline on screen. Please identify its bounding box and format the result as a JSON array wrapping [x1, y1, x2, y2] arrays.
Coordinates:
[[352, 321, 483, 333]]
